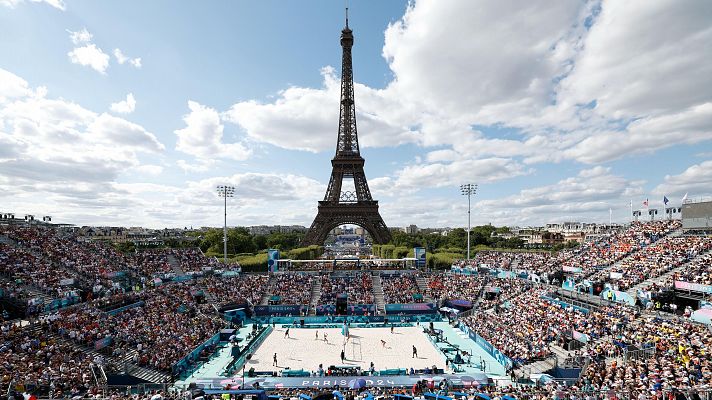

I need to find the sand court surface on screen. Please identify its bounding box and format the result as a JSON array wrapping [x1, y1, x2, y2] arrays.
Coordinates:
[[244, 326, 446, 374]]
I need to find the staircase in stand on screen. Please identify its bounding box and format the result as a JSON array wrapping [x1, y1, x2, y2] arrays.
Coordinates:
[[549, 343, 573, 362], [508, 256, 520, 271], [308, 275, 323, 316], [414, 274, 434, 303], [471, 275, 491, 310], [371, 273, 386, 315], [166, 254, 185, 276], [260, 275, 277, 305], [519, 357, 557, 377], [120, 362, 172, 384]]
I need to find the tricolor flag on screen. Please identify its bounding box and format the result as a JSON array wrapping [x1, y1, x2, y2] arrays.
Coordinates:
[[643, 199, 649, 207], [663, 196, 669, 206]]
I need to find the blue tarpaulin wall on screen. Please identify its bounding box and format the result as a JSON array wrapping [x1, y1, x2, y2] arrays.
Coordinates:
[[459, 322, 514, 369]]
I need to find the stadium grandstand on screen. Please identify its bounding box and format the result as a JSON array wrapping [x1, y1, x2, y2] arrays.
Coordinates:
[[1, 219, 712, 400]]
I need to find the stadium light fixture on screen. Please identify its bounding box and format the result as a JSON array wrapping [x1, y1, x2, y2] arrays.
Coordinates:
[[460, 184, 478, 261], [216, 185, 236, 264]]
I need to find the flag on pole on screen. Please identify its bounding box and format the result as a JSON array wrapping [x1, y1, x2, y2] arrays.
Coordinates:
[[663, 196, 669, 206], [643, 199, 649, 207], [682, 192, 688, 204]]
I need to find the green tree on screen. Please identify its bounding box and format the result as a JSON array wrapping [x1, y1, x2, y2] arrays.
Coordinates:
[[253, 235, 268, 251], [447, 228, 467, 249], [228, 229, 256, 254]]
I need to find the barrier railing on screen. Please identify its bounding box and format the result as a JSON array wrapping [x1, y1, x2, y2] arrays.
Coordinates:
[[18, 389, 712, 400], [224, 325, 274, 376], [172, 331, 223, 377], [623, 345, 656, 364]]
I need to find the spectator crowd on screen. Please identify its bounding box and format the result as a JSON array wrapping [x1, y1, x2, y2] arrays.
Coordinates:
[[381, 274, 426, 304], [320, 272, 374, 304]]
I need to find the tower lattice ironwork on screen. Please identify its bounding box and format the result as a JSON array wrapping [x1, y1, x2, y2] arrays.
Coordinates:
[[302, 13, 391, 245]]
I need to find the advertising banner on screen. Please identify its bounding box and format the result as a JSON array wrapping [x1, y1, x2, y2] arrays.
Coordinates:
[[385, 303, 437, 314], [254, 305, 306, 316], [444, 299, 473, 310], [414, 247, 426, 268], [674, 281, 712, 294], [315, 304, 376, 316], [572, 330, 590, 343], [192, 373, 490, 389], [562, 266, 583, 273], [267, 249, 280, 273]]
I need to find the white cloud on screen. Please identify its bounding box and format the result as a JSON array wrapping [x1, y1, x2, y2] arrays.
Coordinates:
[[67, 28, 92, 45], [558, 0, 712, 120], [564, 104, 712, 163], [66, 31, 142, 74], [393, 158, 530, 189], [0, 68, 179, 227], [0, 68, 164, 186], [113, 48, 142, 68], [5, 1, 712, 228], [176, 159, 215, 173], [220, 0, 712, 173], [88, 113, 163, 152], [0, 69, 32, 101], [652, 160, 712, 200], [68, 43, 110, 74], [382, 1, 585, 124], [129, 164, 164, 176], [368, 157, 530, 200], [175, 101, 252, 161], [110, 93, 136, 114], [224, 67, 418, 153], [471, 166, 646, 225], [0, 0, 65, 10]]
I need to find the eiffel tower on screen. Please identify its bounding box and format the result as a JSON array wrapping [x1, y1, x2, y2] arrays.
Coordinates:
[[302, 12, 391, 246]]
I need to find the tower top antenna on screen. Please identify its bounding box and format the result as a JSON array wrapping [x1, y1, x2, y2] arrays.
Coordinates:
[[345, 6, 349, 28]]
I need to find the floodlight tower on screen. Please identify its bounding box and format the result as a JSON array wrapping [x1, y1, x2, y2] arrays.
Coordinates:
[[460, 184, 478, 261], [216, 185, 235, 264]]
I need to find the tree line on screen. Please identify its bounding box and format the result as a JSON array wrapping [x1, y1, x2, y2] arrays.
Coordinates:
[[114, 224, 577, 271]]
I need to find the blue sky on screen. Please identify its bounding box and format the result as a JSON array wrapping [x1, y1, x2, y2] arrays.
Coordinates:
[[1, 0, 711, 229]]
